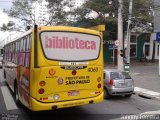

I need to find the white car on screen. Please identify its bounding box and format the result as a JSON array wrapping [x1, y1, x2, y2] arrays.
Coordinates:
[[104, 69, 134, 99]]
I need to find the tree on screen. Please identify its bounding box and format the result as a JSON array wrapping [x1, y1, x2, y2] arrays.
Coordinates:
[[4, 0, 51, 30], [0, 21, 16, 31], [5, 0, 72, 27], [1, 24, 8, 31], [45, 0, 74, 25], [4, 0, 33, 27], [130, 0, 153, 32], [71, 0, 118, 26], [4, 0, 154, 32], [73, 0, 153, 31]]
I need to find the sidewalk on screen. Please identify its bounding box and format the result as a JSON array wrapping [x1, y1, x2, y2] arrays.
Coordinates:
[[105, 61, 160, 100]]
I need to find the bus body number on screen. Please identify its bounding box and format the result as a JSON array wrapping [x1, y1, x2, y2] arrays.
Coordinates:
[[88, 67, 98, 72]]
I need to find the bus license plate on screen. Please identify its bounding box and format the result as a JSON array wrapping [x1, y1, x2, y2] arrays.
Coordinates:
[[68, 90, 79, 96]]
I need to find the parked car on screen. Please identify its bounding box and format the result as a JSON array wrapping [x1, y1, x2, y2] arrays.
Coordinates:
[[103, 69, 134, 99]]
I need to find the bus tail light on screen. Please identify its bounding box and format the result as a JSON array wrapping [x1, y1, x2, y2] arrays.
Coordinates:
[[97, 83, 101, 88], [39, 88, 45, 94], [72, 70, 77, 75], [39, 81, 46, 86], [95, 91, 100, 94], [43, 97, 48, 100]]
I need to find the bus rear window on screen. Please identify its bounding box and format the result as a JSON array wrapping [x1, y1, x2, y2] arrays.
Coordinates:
[[40, 32, 101, 61]]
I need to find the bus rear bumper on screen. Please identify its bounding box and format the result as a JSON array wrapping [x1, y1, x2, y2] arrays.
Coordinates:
[[29, 92, 103, 111]]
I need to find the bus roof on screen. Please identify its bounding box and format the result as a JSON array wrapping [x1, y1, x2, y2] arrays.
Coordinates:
[[4, 28, 33, 46]]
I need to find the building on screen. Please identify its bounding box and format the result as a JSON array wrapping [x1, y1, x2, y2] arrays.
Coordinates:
[[103, 32, 155, 63], [103, 0, 160, 63], [31, 0, 49, 26], [31, 0, 87, 24]]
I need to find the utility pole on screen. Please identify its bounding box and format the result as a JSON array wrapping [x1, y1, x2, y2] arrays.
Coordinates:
[[33, 0, 42, 25], [126, 0, 133, 64], [118, 0, 124, 71]]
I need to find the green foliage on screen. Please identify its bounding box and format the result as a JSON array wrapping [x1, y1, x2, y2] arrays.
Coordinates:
[[73, 0, 117, 24], [4, 0, 153, 32], [1, 24, 8, 31], [131, 0, 153, 31], [0, 21, 16, 31], [5, 0, 33, 25], [70, 0, 153, 31], [45, 0, 71, 25]]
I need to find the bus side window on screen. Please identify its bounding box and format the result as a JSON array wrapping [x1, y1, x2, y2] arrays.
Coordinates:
[[20, 39, 24, 65], [6, 46, 8, 61], [7, 46, 9, 61], [12, 43, 16, 63], [15, 41, 20, 64], [20, 39, 23, 52], [9, 45, 11, 61], [26, 35, 31, 51], [25, 35, 31, 67], [23, 37, 26, 66], [4, 47, 7, 60], [28, 35, 31, 50]]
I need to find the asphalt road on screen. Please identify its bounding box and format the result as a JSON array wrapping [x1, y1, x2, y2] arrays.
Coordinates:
[[0, 69, 160, 120], [130, 63, 160, 93]]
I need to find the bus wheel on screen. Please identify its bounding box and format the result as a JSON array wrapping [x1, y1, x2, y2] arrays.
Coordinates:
[[3, 70, 6, 79], [14, 83, 21, 106]]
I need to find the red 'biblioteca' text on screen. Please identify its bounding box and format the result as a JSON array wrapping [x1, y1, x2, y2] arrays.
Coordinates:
[[45, 36, 97, 50]]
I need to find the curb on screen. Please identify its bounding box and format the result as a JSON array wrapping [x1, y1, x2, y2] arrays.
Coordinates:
[[134, 87, 160, 100]]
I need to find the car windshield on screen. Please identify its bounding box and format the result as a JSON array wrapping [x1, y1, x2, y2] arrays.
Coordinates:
[[110, 72, 131, 80]]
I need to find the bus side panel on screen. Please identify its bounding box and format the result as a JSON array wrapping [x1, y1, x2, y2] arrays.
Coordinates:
[[18, 66, 30, 107], [18, 51, 31, 108], [4, 61, 17, 92]]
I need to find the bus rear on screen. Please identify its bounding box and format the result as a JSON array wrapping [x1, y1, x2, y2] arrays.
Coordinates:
[[29, 26, 104, 111]]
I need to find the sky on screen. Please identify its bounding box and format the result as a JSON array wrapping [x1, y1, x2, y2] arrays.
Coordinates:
[[0, 0, 14, 43], [0, 10, 9, 25], [0, 0, 12, 26], [0, 0, 12, 10]]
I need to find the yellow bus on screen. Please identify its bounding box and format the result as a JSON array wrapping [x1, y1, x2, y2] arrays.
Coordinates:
[[3, 25, 104, 111]]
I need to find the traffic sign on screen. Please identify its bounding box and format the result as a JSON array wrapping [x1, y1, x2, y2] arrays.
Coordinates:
[[108, 45, 117, 50], [156, 32, 160, 41], [114, 40, 120, 46]]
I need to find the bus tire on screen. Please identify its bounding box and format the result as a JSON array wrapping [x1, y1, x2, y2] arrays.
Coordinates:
[[14, 82, 21, 106], [3, 70, 6, 79]]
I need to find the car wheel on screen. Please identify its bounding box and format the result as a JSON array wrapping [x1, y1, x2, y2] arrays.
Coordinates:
[[125, 94, 132, 98], [104, 87, 111, 99]]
